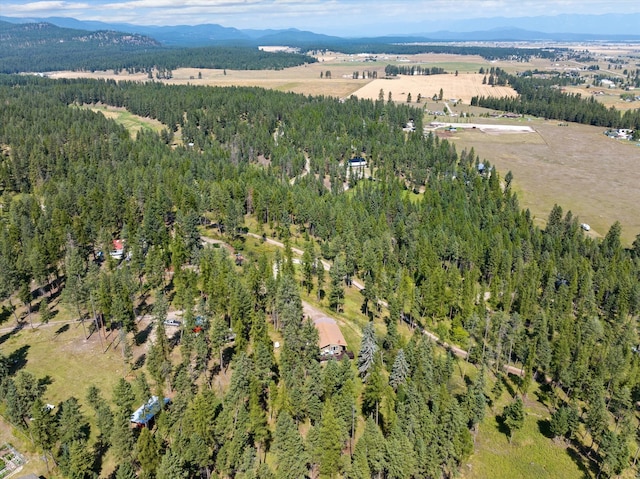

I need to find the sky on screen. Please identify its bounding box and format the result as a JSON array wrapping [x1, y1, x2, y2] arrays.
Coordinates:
[[2, 0, 640, 35]]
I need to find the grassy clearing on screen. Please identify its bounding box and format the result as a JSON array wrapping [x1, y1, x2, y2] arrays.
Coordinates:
[[81, 104, 167, 138], [0, 300, 130, 477], [463, 380, 589, 479]]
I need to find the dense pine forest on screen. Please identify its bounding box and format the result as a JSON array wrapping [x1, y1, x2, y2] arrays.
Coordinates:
[[1, 74, 640, 478]]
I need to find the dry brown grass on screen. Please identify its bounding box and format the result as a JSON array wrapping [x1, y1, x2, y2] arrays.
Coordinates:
[[46, 52, 517, 100], [351, 73, 516, 105], [448, 117, 640, 244]]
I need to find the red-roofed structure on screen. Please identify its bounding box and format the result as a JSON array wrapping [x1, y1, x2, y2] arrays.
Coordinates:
[[110, 239, 124, 259]]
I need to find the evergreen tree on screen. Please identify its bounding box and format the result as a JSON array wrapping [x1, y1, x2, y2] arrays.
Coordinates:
[[156, 449, 189, 479], [56, 397, 90, 445], [136, 426, 161, 476], [273, 412, 308, 479], [115, 461, 137, 479], [315, 400, 345, 478], [503, 397, 525, 443], [389, 349, 409, 390], [358, 322, 377, 380], [30, 398, 58, 472]]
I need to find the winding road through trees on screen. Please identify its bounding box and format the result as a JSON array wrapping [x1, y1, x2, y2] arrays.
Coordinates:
[[244, 232, 524, 376]]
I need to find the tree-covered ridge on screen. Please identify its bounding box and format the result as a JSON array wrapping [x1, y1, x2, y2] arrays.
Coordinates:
[[305, 42, 563, 61], [471, 73, 640, 129], [1, 74, 640, 478], [0, 22, 317, 73], [0, 20, 160, 47]]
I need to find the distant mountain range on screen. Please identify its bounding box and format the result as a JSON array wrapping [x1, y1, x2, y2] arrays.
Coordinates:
[[2, 14, 640, 46]]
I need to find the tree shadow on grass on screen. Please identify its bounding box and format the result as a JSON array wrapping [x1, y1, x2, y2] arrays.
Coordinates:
[[495, 413, 511, 440], [7, 344, 30, 374], [537, 418, 553, 439], [566, 446, 596, 479], [53, 323, 70, 339], [168, 329, 182, 349], [92, 439, 109, 478], [134, 322, 153, 346], [535, 382, 555, 410], [132, 353, 146, 371], [0, 322, 25, 345], [0, 306, 13, 326], [502, 374, 518, 398]]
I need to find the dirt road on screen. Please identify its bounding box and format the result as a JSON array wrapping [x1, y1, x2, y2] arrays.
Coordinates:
[[242, 232, 524, 376]]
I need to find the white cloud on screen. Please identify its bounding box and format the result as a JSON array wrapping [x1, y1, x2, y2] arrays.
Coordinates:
[[2, 0, 640, 32]]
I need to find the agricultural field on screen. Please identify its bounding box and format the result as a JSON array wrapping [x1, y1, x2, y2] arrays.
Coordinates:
[[440, 113, 640, 244], [351, 73, 516, 105], [47, 52, 516, 99]]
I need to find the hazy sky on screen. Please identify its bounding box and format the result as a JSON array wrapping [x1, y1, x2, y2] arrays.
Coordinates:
[[3, 0, 640, 34]]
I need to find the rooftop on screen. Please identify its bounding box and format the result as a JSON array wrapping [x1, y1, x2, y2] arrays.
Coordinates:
[[313, 316, 347, 349]]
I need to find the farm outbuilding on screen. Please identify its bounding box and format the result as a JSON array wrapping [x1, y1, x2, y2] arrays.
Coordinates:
[[131, 396, 170, 427]]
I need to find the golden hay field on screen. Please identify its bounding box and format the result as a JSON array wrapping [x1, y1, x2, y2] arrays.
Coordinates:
[[47, 52, 515, 101], [351, 73, 516, 104]]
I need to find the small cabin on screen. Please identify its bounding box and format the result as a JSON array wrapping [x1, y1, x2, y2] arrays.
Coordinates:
[[110, 239, 124, 260], [348, 157, 367, 168]]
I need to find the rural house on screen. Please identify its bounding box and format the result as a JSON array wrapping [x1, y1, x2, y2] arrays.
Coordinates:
[[313, 316, 348, 358]]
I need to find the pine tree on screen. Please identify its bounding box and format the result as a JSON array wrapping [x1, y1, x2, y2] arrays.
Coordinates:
[[389, 349, 409, 390], [302, 240, 315, 295], [249, 379, 270, 462], [357, 418, 386, 478], [112, 377, 135, 416], [358, 322, 377, 380], [110, 411, 135, 462], [57, 397, 90, 445], [503, 397, 525, 443], [156, 449, 188, 479], [30, 398, 58, 472], [273, 412, 308, 479], [115, 461, 137, 479], [316, 400, 345, 478], [58, 440, 95, 479], [385, 424, 417, 479], [136, 426, 161, 476]]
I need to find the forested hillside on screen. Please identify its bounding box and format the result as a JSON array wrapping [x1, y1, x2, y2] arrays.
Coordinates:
[[0, 21, 317, 73], [1, 74, 640, 478]]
